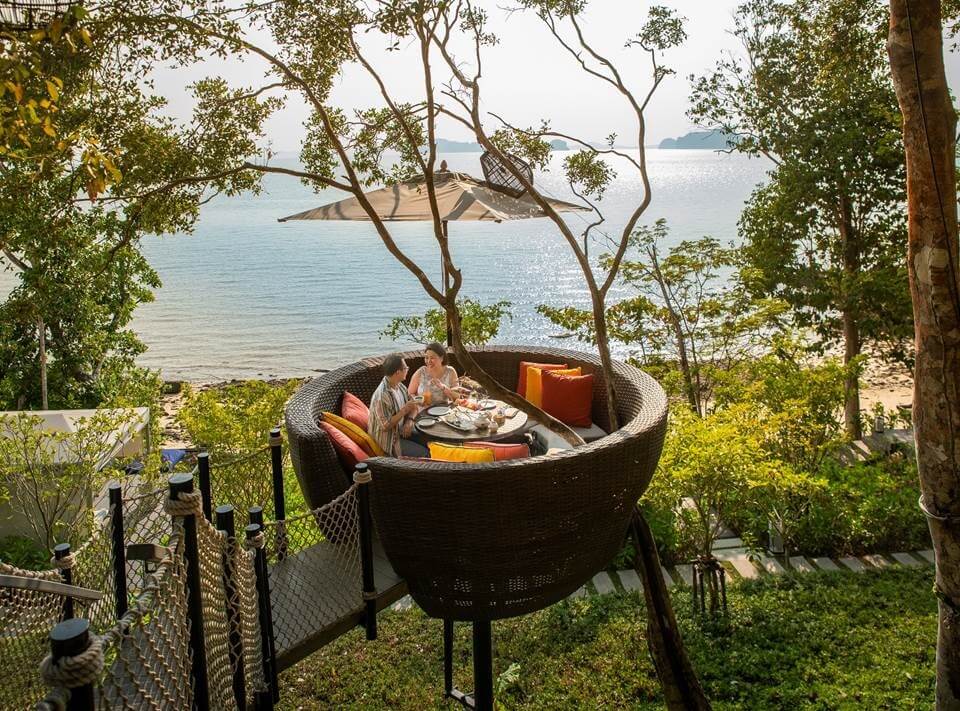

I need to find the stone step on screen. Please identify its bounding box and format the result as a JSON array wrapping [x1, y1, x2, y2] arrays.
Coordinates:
[[918, 549, 936, 564], [674, 564, 694, 587], [618, 568, 642, 592], [591, 572, 616, 596], [391, 595, 413, 612], [727, 555, 759, 580], [788, 556, 816, 573], [567, 586, 587, 601], [760, 557, 786, 575], [713, 537, 744, 551], [839, 556, 866, 572], [863, 554, 890, 569], [660, 565, 674, 589], [892, 552, 925, 568], [813, 557, 840, 572]]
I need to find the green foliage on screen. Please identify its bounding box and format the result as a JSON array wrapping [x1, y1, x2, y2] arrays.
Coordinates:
[[689, 0, 912, 368], [0, 409, 149, 550], [730, 455, 927, 557], [540, 220, 787, 415], [716, 337, 851, 472], [381, 298, 512, 347], [178, 380, 302, 516], [283, 568, 937, 709], [0, 535, 49, 570], [0, 3, 278, 410], [645, 405, 776, 560]]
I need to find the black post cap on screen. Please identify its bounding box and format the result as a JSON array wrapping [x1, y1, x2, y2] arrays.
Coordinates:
[[168, 473, 194, 497], [248, 506, 264, 525], [244, 523, 261, 539], [50, 618, 90, 659], [53, 542, 71, 556], [215, 505, 235, 531]]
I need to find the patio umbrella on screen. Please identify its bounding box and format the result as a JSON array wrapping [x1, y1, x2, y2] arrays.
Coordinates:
[[278, 161, 591, 342]]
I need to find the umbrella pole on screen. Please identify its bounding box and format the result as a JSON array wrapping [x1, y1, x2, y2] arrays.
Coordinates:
[[442, 220, 452, 347]]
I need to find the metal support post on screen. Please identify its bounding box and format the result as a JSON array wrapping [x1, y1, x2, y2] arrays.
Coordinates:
[[169, 473, 210, 710], [197, 451, 213, 522], [48, 618, 96, 711], [269, 428, 286, 561], [108, 483, 128, 618], [247, 523, 277, 708], [354, 463, 377, 640], [53, 543, 73, 620]]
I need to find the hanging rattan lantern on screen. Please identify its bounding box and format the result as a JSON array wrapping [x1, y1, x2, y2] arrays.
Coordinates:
[[0, 1, 77, 32], [480, 151, 533, 195]]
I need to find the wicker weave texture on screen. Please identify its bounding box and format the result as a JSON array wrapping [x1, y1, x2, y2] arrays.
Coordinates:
[[286, 346, 668, 621]]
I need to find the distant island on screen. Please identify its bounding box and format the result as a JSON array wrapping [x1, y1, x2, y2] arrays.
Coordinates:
[[658, 130, 736, 150], [435, 137, 569, 152]]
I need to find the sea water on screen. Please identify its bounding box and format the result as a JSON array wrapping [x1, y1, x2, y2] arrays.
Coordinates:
[[4, 150, 772, 381]]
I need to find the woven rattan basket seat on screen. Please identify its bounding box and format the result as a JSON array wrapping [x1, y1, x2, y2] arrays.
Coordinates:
[[285, 346, 668, 622]]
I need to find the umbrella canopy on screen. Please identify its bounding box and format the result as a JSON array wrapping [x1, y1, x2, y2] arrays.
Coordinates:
[[278, 170, 590, 223]]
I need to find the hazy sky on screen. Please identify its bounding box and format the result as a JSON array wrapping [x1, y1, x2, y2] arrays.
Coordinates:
[[154, 1, 960, 151]]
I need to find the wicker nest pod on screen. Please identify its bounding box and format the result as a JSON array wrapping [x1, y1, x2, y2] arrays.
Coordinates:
[[285, 345, 668, 621]]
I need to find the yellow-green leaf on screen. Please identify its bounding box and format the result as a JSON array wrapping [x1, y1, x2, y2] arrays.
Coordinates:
[[45, 80, 59, 101]]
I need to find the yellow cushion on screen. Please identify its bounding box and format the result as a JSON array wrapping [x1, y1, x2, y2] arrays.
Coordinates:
[[525, 367, 582, 408], [428, 442, 496, 463], [321, 411, 385, 457]]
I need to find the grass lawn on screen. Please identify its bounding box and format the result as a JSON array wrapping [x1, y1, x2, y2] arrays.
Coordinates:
[[279, 568, 936, 710]]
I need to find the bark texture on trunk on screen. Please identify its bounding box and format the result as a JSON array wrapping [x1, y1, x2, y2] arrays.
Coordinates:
[[888, 2, 960, 707], [839, 195, 863, 440], [631, 509, 711, 711]]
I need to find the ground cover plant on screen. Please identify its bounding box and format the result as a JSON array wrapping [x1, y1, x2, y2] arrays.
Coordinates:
[[280, 568, 936, 709]]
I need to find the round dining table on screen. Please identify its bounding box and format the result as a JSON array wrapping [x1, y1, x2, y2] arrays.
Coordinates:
[[414, 401, 530, 443]]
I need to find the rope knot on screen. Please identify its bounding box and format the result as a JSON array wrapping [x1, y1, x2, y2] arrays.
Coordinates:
[[40, 636, 104, 689], [163, 490, 204, 518], [353, 470, 372, 485], [51, 554, 76, 571], [244, 532, 266, 550]]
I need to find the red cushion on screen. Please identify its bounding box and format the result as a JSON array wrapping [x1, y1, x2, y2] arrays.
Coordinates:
[[541, 370, 594, 427], [516, 361, 568, 395], [340, 391, 369, 431], [464, 441, 531, 461], [318, 420, 368, 471]]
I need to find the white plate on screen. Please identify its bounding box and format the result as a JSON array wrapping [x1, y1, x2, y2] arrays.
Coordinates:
[[418, 417, 437, 428], [442, 416, 475, 431], [427, 405, 451, 417]]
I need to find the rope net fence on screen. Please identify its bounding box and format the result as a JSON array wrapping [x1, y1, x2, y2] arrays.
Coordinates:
[[35, 491, 269, 710], [263, 484, 363, 660], [5, 440, 364, 709], [0, 562, 66, 709]]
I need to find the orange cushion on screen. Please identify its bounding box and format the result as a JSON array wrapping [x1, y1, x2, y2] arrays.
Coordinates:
[[517, 361, 567, 396], [318, 420, 368, 471], [464, 441, 531, 461], [541, 370, 594, 427], [526, 366, 581, 408], [428, 442, 496, 463], [340, 391, 369, 431], [321, 411, 385, 457]]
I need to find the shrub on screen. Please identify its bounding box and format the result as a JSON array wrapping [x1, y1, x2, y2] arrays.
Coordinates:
[[729, 455, 927, 556], [0, 409, 148, 550], [178, 380, 303, 517], [644, 404, 775, 562]]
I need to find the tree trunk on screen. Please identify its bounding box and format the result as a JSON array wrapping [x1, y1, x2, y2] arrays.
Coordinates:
[[630, 508, 711, 710], [38, 317, 48, 410], [841, 310, 862, 440], [590, 292, 621, 431], [888, 2, 960, 707], [839, 195, 863, 440]]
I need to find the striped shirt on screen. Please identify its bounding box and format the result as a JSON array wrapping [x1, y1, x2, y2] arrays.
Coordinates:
[[368, 376, 412, 458]]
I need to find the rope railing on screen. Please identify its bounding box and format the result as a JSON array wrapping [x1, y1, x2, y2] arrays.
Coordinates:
[[13, 428, 381, 710]]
